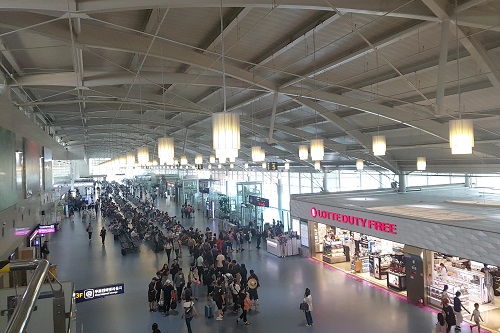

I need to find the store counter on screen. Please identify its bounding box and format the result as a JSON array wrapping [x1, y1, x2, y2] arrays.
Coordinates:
[[387, 271, 407, 291], [266, 239, 281, 257], [266, 237, 300, 257]]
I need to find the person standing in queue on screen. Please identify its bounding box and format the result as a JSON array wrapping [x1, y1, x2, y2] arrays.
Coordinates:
[[247, 270, 260, 311], [303, 288, 313, 327], [86, 223, 93, 241], [100, 227, 107, 245]]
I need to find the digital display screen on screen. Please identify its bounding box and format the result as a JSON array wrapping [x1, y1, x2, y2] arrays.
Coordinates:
[[196, 164, 203, 170], [248, 195, 269, 207], [266, 162, 278, 171]]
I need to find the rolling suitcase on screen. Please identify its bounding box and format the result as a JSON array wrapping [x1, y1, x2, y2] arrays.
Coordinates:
[[205, 304, 213, 318]]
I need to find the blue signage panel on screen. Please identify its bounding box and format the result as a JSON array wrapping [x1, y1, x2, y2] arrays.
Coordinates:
[[74, 283, 124, 303]]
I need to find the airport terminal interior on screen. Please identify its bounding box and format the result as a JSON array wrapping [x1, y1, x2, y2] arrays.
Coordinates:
[[1, 1, 500, 332]]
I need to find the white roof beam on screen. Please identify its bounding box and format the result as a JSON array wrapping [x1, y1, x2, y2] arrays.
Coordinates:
[[422, 0, 500, 92]]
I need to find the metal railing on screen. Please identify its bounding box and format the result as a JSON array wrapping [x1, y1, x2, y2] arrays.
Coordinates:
[[4, 259, 50, 333]]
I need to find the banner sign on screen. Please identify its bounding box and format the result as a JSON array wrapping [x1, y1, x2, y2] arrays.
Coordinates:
[[74, 283, 124, 303]]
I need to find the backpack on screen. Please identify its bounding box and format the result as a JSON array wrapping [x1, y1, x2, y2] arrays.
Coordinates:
[[213, 287, 222, 302]]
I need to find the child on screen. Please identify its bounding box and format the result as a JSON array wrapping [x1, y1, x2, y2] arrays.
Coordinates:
[[470, 303, 484, 332], [436, 312, 447, 333]]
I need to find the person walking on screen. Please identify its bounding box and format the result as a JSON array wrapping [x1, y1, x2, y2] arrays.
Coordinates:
[[173, 237, 182, 259], [303, 288, 313, 327], [236, 290, 251, 325], [86, 223, 93, 241], [41, 241, 50, 259], [442, 298, 456, 333], [174, 268, 186, 302], [100, 227, 107, 245], [453, 291, 470, 331], [164, 240, 173, 263], [182, 295, 199, 333], [470, 303, 484, 332]]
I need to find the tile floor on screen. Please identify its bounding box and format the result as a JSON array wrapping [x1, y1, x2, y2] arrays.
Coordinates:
[[46, 197, 490, 333]]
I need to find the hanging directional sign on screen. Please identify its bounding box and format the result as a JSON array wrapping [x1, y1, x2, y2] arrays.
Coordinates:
[[74, 283, 124, 303]]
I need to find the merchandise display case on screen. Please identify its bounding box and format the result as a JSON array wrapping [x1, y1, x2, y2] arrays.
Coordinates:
[[387, 271, 407, 291], [439, 266, 486, 304], [323, 241, 346, 264], [428, 284, 469, 307], [361, 257, 370, 273]]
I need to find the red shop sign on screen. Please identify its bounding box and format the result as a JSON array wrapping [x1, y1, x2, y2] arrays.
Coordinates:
[[310, 207, 397, 235]]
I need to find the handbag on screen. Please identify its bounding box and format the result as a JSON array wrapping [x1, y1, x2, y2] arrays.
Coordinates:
[[171, 299, 177, 309], [299, 302, 309, 311], [158, 298, 164, 306]]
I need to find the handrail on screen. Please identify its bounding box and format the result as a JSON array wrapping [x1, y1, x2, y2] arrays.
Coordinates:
[[4, 259, 50, 333]]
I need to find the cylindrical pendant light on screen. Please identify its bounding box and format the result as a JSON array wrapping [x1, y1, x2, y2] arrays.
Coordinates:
[[244, 163, 249, 169], [230, 163, 234, 169], [261, 162, 266, 169], [218, 163, 222, 169], [314, 161, 321, 170], [356, 159, 364, 171], [208, 164, 212, 169], [209, 155, 216, 164], [180, 155, 188, 165], [417, 157, 426, 171], [158, 137, 174, 165], [310, 139, 324, 161], [137, 147, 149, 165], [372, 135, 386, 156], [299, 145, 308, 160], [449, 119, 474, 154], [229, 156, 236, 163], [126, 152, 135, 166], [284, 161, 290, 170], [252, 146, 265, 162], [212, 113, 240, 162], [195, 154, 203, 165]]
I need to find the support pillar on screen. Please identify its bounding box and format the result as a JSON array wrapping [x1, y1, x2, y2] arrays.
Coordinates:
[[398, 173, 407, 193], [465, 173, 471, 187], [322, 168, 328, 192], [277, 176, 283, 221]]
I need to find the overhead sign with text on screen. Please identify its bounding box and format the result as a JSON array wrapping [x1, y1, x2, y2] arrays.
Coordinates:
[[74, 283, 124, 303]]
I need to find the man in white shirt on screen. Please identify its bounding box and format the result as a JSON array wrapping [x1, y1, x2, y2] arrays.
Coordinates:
[[216, 251, 225, 273]]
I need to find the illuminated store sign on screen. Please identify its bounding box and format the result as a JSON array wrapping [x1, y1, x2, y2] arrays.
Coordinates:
[[310, 207, 397, 234], [38, 224, 56, 234]]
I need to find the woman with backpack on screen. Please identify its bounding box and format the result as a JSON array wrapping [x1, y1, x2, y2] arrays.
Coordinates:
[[182, 295, 199, 333], [236, 289, 251, 325]]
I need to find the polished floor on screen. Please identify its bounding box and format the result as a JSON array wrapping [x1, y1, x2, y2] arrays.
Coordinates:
[[47, 197, 461, 333]]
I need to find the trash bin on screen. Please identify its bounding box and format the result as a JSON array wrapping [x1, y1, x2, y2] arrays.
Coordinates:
[[49, 264, 57, 280]]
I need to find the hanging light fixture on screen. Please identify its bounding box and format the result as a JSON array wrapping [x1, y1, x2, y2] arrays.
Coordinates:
[[252, 146, 265, 162], [180, 156, 188, 165], [229, 155, 236, 163], [356, 159, 364, 171], [449, 119, 474, 154], [218, 163, 222, 169], [314, 161, 321, 170], [417, 157, 426, 171], [299, 145, 308, 160], [261, 162, 266, 169], [310, 139, 324, 161], [372, 135, 386, 156], [244, 163, 249, 169], [284, 161, 290, 170], [209, 155, 216, 164], [126, 152, 135, 166], [137, 147, 149, 166], [195, 154, 203, 165], [208, 164, 212, 170], [212, 113, 240, 162], [212, 7, 240, 164], [158, 137, 174, 165], [230, 163, 234, 169]]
